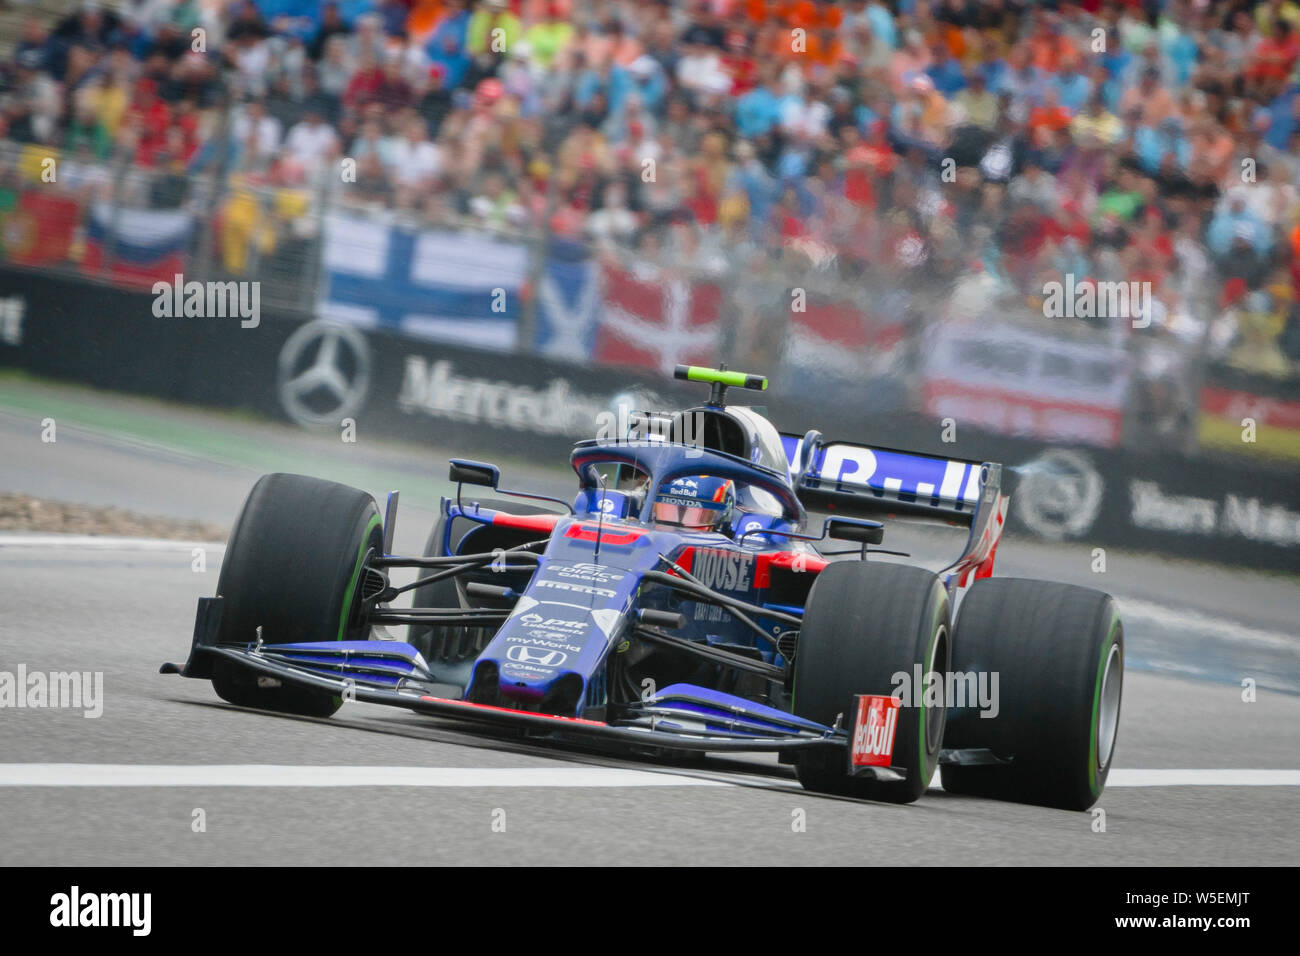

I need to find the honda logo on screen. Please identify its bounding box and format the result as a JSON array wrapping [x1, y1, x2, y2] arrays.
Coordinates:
[[505, 645, 567, 667]]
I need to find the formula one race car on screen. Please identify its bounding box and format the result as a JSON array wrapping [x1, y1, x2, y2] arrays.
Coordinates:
[[163, 365, 1124, 810]]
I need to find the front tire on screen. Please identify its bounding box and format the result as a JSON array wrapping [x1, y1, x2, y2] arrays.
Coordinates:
[[792, 561, 950, 804], [940, 578, 1124, 810], [212, 473, 383, 718]]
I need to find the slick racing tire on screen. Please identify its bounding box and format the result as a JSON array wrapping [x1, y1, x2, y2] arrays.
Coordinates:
[[212, 473, 383, 718], [408, 499, 551, 662], [792, 561, 950, 804], [940, 578, 1123, 811]]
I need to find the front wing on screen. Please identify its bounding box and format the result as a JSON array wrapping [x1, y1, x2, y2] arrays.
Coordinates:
[[162, 598, 853, 760]]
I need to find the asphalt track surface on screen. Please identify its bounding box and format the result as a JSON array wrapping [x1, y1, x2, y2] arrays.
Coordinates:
[[1, 377, 1298, 865]]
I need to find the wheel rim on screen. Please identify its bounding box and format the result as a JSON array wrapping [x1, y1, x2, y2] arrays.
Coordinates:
[[1096, 642, 1122, 770]]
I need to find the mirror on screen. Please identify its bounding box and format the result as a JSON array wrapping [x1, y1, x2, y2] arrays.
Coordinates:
[[449, 459, 500, 489], [826, 518, 884, 545]]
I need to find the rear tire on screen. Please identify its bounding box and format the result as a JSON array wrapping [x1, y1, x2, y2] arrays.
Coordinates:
[[212, 473, 383, 718], [940, 578, 1123, 811], [792, 561, 950, 804]]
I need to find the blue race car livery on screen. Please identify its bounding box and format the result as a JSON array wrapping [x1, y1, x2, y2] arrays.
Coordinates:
[[164, 365, 1124, 809]]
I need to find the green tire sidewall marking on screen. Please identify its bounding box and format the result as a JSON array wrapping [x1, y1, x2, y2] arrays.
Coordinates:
[[336, 512, 382, 643], [1088, 613, 1122, 794]]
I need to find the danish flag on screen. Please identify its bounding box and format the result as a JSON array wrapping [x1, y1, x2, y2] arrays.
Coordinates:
[[594, 263, 723, 376]]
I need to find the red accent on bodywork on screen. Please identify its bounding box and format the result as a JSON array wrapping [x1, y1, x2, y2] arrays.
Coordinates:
[[753, 551, 828, 589], [670, 546, 826, 588], [974, 540, 999, 580], [564, 523, 645, 545], [419, 696, 608, 726], [953, 495, 1006, 587], [850, 694, 900, 768], [490, 512, 561, 533]]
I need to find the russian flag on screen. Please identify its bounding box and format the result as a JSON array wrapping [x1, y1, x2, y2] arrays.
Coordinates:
[[82, 202, 193, 288]]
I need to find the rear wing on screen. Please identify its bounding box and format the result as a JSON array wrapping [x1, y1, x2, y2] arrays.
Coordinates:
[[781, 434, 1010, 587]]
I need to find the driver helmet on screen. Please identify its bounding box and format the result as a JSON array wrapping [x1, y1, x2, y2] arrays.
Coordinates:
[[653, 475, 735, 531]]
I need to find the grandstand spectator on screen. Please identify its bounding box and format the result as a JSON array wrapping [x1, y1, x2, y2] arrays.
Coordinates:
[[48, 2, 124, 81], [1119, 65, 1178, 126], [60, 137, 113, 200], [384, 113, 442, 200], [468, 0, 521, 57], [316, 35, 354, 99], [954, 70, 997, 130], [308, 3, 351, 61], [426, 0, 472, 88], [12, 17, 52, 75], [1, 0, 1298, 382], [284, 105, 339, 171], [122, 76, 171, 166], [230, 95, 282, 164]]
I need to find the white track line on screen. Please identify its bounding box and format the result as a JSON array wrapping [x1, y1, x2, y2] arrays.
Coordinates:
[[0, 534, 224, 552], [1116, 596, 1298, 651], [1103, 769, 1300, 787], [927, 769, 1300, 790], [0, 764, 727, 788], [0, 765, 1296, 789]]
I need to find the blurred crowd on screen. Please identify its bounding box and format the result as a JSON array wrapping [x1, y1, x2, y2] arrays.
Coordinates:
[[2, 0, 1300, 377]]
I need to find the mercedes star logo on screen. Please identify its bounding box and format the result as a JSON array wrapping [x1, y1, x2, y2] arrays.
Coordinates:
[[277, 320, 371, 427], [1013, 448, 1104, 540]]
